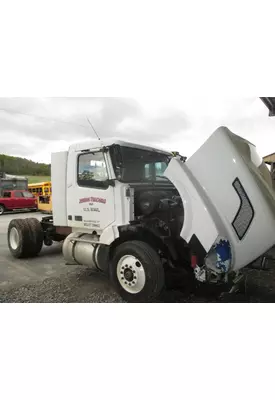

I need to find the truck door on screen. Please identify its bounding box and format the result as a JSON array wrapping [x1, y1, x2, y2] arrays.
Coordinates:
[[22, 191, 36, 208], [66, 149, 115, 232], [13, 191, 25, 209]]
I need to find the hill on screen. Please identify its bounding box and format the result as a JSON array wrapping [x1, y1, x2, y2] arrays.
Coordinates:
[[0, 154, 50, 177], [27, 175, 51, 184]]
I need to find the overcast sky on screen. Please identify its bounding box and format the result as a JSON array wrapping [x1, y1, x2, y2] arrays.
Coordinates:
[[0, 97, 274, 164]]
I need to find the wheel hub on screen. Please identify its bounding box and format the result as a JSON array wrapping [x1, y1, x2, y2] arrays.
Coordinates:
[[117, 255, 146, 294], [9, 227, 20, 250], [124, 268, 134, 282]]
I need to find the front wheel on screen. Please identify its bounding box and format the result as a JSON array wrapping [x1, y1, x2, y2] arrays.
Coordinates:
[[110, 240, 165, 302]]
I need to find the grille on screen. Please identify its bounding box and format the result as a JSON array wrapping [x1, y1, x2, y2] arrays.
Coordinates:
[[232, 178, 254, 240]]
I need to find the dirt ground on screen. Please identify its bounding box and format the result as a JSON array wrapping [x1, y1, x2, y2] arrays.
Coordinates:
[[1, 212, 275, 303]]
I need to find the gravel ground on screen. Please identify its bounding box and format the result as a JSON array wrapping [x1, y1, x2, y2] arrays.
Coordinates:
[[2, 262, 275, 303], [0, 267, 123, 303]]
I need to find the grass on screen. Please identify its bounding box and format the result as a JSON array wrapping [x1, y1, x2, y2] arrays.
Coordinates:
[[26, 176, 51, 184]]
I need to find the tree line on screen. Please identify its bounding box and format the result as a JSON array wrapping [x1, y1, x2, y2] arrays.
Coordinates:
[[0, 154, 50, 176]]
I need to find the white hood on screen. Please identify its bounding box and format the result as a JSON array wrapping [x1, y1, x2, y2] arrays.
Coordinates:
[[164, 126, 275, 272]]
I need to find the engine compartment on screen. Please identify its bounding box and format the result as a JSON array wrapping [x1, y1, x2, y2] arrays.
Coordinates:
[[132, 186, 184, 237]]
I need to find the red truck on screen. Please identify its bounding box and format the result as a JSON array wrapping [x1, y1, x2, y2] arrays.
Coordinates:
[[0, 190, 38, 215]]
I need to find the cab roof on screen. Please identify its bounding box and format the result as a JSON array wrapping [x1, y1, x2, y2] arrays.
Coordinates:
[[69, 137, 172, 155]]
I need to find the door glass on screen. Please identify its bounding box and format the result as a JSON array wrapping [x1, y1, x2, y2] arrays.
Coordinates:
[[78, 152, 109, 188], [14, 191, 23, 198]]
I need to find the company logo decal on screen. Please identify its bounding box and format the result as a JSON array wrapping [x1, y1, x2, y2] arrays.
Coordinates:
[[79, 197, 106, 204]]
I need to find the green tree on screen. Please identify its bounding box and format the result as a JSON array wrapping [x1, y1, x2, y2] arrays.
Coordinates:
[[0, 154, 51, 176]]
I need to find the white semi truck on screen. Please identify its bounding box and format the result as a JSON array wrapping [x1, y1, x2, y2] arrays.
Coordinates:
[[7, 126, 275, 302]]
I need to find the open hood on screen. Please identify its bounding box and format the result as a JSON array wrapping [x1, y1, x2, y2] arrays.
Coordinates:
[[164, 126, 275, 273]]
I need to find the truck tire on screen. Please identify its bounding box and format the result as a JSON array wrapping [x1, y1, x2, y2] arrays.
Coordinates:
[[8, 218, 43, 258], [0, 204, 5, 215], [110, 240, 165, 302], [25, 218, 44, 256]]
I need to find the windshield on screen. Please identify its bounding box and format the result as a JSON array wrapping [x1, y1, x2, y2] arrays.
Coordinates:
[[110, 145, 171, 183]]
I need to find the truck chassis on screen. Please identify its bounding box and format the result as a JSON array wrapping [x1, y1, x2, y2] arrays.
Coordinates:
[[7, 215, 246, 302]]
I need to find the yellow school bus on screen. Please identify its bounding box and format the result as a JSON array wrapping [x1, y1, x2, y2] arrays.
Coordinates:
[[28, 181, 51, 196], [28, 181, 52, 213]]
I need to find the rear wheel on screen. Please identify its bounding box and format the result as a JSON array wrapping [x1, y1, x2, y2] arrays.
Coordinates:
[[8, 218, 44, 258], [110, 241, 165, 302], [25, 218, 44, 256], [0, 204, 5, 215]]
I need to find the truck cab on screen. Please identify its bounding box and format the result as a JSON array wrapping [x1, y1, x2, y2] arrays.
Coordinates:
[[6, 126, 275, 302]]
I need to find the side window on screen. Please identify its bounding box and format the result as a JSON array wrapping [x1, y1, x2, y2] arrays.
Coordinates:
[[14, 191, 23, 198], [23, 191, 34, 198], [78, 152, 109, 188], [3, 191, 11, 198]]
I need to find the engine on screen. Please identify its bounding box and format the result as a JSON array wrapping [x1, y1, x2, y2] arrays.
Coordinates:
[[134, 190, 184, 237]]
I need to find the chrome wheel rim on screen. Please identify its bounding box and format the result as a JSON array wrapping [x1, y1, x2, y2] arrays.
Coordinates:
[[117, 255, 146, 294], [9, 227, 20, 250]]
